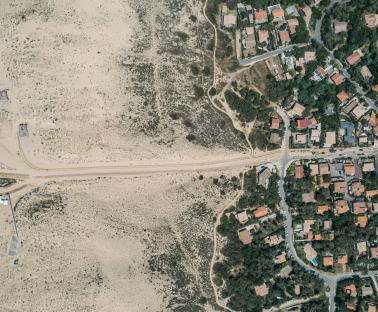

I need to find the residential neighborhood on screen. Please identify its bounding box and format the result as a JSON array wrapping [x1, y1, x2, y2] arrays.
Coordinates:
[[220, 2, 310, 60], [286, 156, 378, 274]]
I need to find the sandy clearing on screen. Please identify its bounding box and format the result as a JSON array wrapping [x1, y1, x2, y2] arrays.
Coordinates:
[[0, 0, 247, 167], [0, 171, 241, 311]]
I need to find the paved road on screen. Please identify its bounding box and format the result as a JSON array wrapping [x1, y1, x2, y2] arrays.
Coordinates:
[[239, 43, 309, 67]]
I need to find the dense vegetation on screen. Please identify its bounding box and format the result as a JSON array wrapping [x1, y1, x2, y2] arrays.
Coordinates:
[[285, 161, 378, 272], [214, 167, 325, 311], [225, 88, 272, 122], [321, 0, 378, 92], [336, 277, 378, 311]]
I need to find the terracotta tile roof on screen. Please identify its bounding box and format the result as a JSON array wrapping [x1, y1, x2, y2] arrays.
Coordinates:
[[317, 204, 330, 215], [292, 102, 305, 115], [296, 117, 317, 130], [323, 256, 333, 266], [334, 180, 347, 194], [366, 189, 378, 198], [253, 206, 269, 219], [315, 233, 322, 240], [255, 282, 269, 297], [289, 25, 297, 34], [362, 162, 375, 172], [295, 165, 304, 179], [351, 181, 365, 197], [272, 7, 285, 18], [279, 30, 290, 43], [344, 163, 356, 176], [346, 52, 362, 65], [368, 305, 377, 312], [258, 30, 269, 43], [335, 200, 349, 215], [337, 91, 349, 102], [369, 111, 378, 126], [302, 6, 312, 18], [270, 117, 280, 129], [338, 255, 348, 264], [371, 247, 378, 259], [237, 211, 249, 224], [307, 230, 314, 240], [309, 163, 319, 176], [319, 162, 330, 175], [356, 215, 368, 228], [365, 13, 377, 29], [345, 284, 357, 297], [372, 85, 378, 92], [353, 201, 367, 214], [274, 253, 287, 264], [331, 73, 344, 85], [238, 228, 252, 245], [255, 9, 268, 23], [223, 14, 237, 27]]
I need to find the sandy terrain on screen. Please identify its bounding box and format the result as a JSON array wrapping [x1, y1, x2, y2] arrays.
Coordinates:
[[0, 171, 241, 312], [0, 0, 247, 166]]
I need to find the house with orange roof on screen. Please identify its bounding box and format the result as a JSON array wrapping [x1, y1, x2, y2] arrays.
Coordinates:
[[346, 50, 363, 65], [338, 254, 348, 264], [302, 6, 312, 20], [271, 7, 285, 22], [368, 304, 377, 312], [323, 256, 333, 267], [353, 201, 367, 214], [337, 90, 349, 103], [295, 165, 304, 179], [344, 163, 356, 176], [258, 30, 269, 44], [362, 161, 375, 172], [365, 13, 378, 29], [238, 228, 252, 245], [222, 11, 237, 29], [366, 189, 378, 198], [309, 162, 319, 176], [236, 211, 249, 224], [373, 85, 378, 93], [356, 215, 368, 228], [331, 72, 344, 85], [350, 181, 365, 197], [335, 200, 349, 215], [287, 19, 299, 34], [370, 247, 378, 259], [333, 180, 347, 194], [317, 204, 331, 215], [274, 253, 287, 264], [270, 117, 280, 129], [291, 102, 305, 116], [265, 234, 282, 246], [255, 9, 268, 24], [319, 162, 330, 175], [318, 176, 330, 188], [325, 131, 336, 147], [253, 206, 269, 219], [279, 30, 290, 45], [302, 191, 315, 203], [315, 233, 322, 240], [345, 284, 357, 297], [369, 111, 378, 126], [307, 230, 314, 240], [255, 282, 269, 297]]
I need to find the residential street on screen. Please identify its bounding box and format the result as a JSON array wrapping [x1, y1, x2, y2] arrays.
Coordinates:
[[239, 43, 308, 67]]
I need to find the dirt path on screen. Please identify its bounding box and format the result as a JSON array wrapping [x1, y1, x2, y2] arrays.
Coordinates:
[[208, 171, 245, 312]]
